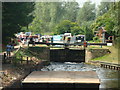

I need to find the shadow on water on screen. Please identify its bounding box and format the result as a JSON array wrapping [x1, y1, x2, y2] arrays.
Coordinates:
[[40, 62, 120, 89]]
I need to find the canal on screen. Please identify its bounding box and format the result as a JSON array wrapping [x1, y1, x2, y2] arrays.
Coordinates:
[[39, 62, 120, 89]]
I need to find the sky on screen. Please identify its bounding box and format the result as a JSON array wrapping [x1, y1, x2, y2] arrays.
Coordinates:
[[75, 0, 102, 7]]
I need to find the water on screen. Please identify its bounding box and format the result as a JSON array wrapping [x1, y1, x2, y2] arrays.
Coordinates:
[[41, 62, 120, 89]]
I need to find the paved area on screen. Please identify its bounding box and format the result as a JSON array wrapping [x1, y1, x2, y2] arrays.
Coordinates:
[[22, 71, 100, 84]]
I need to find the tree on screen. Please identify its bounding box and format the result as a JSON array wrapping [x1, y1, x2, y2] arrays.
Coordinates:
[[29, 2, 79, 34], [55, 20, 71, 34], [91, 12, 115, 35], [55, 20, 83, 35], [97, 1, 111, 17], [71, 26, 83, 35], [76, 1, 95, 41], [109, 2, 120, 47], [28, 18, 42, 34], [2, 2, 35, 44], [77, 1, 96, 25], [81, 21, 94, 41], [91, 2, 120, 46], [61, 1, 79, 22]]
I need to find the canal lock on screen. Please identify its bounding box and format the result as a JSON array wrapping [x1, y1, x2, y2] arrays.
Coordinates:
[[3, 47, 119, 89], [22, 47, 120, 89]]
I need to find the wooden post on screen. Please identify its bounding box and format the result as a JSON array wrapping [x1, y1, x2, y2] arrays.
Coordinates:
[[3, 53, 6, 63], [113, 66, 116, 70], [27, 57, 29, 64], [28, 42, 29, 47], [108, 65, 110, 69]]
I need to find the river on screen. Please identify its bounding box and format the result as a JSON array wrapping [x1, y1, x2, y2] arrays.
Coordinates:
[[40, 62, 120, 89]]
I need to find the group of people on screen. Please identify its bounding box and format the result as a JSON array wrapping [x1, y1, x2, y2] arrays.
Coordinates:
[[41, 37, 53, 43]]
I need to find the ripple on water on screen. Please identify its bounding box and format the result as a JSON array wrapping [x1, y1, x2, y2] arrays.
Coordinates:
[[40, 62, 120, 89]]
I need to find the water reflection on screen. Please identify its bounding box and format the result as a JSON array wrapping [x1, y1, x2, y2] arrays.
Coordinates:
[[40, 62, 120, 89]]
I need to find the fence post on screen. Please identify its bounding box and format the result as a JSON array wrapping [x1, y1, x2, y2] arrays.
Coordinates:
[[3, 53, 7, 63], [27, 57, 29, 64]]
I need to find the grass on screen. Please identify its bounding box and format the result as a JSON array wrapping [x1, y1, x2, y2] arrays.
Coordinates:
[[91, 46, 119, 64], [87, 45, 110, 49], [88, 40, 101, 43]]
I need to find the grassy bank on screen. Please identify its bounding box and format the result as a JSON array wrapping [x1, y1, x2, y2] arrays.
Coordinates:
[[91, 46, 119, 64]]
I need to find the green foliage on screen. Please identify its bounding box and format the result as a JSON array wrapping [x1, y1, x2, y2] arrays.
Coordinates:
[[97, 1, 111, 17], [28, 2, 63, 34], [91, 12, 115, 35], [93, 36, 100, 42], [55, 20, 83, 35], [61, 2, 79, 22], [28, 2, 79, 34], [27, 1, 96, 41], [91, 2, 120, 45], [81, 21, 94, 41], [55, 20, 71, 34], [28, 18, 42, 34], [77, 1, 96, 25], [2, 2, 35, 44], [15, 50, 26, 60], [76, 1, 95, 41], [3, 1, 119, 45], [71, 26, 83, 35]]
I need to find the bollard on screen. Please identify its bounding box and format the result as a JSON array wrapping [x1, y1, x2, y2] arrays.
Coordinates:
[[110, 66, 112, 69], [113, 66, 116, 70], [118, 67, 120, 70], [108, 65, 110, 69]]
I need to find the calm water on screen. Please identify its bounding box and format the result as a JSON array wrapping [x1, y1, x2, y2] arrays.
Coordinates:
[[41, 62, 120, 89]]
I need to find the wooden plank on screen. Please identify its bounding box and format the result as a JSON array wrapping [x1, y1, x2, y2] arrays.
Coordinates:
[[22, 71, 100, 84]]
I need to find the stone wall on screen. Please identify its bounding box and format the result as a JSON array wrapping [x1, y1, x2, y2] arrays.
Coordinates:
[[85, 49, 110, 62], [28, 47, 50, 60], [28, 47, 85, 62]]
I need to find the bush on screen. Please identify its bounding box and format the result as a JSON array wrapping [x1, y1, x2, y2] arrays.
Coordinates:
[[93, 36, 100, 42]]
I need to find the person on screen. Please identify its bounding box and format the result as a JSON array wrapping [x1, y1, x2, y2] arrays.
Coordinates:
[[30, 37, 35, 46], [21, 39, 25, 45], [6, 43, 12, 58], [10, 39, 15, 51], [83, 40, 87, 48], [42, 38, 45, 42], [51, 37, 53, 43], [67, 37, 71, 43], [10, 43, 14, 51]]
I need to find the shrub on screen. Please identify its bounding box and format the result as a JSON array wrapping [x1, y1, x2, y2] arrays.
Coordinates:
[[93, 36, 100, 42]]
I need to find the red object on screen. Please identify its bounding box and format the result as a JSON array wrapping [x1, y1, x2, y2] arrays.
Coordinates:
[[84, 41, 87, 47], [18, 39, 21, 42]]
